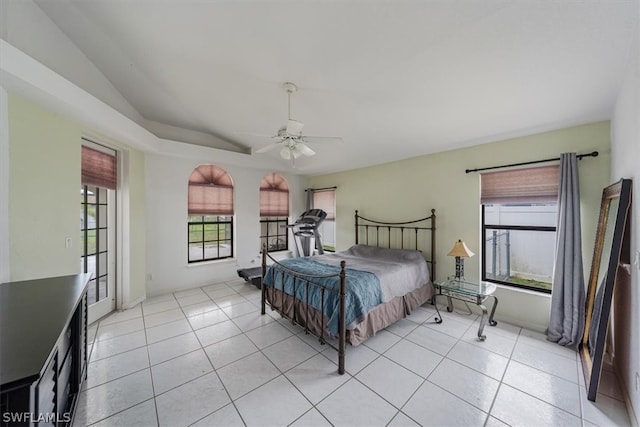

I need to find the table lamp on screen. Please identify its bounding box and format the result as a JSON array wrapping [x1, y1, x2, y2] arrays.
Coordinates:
[[447, 240, 475, 280]]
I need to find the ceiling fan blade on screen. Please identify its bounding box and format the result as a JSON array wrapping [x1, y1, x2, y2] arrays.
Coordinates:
[[286, 120, 304, 135], [295, 142, 316, 157], [301, 136, 343, 144], [255, 142, 281, 154]]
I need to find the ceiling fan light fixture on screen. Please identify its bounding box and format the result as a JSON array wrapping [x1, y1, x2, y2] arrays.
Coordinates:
[[291, 145, 304, 159], [280, 146, 291, 160]]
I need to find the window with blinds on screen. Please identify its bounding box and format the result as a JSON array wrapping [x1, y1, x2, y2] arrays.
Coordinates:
[[81, 145, 117, 190], [260, 173, 289, 252], [312, 188, 336, 251], [188, 165, 234, 262], [481, 165, 559, 293]]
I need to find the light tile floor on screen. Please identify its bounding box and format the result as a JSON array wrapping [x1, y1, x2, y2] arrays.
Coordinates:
[[73, 278, 632, 426]]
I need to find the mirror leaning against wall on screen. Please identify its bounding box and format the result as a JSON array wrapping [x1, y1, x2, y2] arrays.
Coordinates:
[[580, 178, 632, 402]]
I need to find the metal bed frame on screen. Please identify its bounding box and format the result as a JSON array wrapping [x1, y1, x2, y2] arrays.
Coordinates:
[[260, 209, 436, 374]]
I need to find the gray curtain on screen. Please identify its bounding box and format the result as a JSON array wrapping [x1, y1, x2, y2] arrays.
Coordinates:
[[547, 152, 585, 349]]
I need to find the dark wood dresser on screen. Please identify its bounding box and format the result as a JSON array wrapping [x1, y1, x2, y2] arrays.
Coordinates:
[[1, 274, 90, 426]]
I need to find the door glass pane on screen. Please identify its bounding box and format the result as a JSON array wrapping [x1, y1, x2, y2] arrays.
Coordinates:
[[98, 229, 107, 252], [87, 229, 97, 254], [98, 276, 108, 301], [81, 183, 112, 306], [98, 252, 108, 273], [86, 187, 97, 204], [87, 278, 97, 305], [87, 206, 97, 230], [98, 205, 108, 227], [86, 254, 96, 275]]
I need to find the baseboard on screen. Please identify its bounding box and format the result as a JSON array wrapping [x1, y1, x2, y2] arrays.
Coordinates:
[[617, 369, 639, 427], [447, 298, 548, 334], [123, 295, 145, 309]]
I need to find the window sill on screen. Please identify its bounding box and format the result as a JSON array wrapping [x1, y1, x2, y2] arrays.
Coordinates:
[[492, 282, 552, 298], [187, 258, 236, 268], [266, 250, 294, 262]]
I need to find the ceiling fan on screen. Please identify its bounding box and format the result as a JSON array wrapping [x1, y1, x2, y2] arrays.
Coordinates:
[[255, 82, 341, 164]]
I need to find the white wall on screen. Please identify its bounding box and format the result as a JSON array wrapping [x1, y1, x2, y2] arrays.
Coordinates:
[[145, 146, 306, 296], [119, 147, 147, 308], [610, 14, 639, 424]]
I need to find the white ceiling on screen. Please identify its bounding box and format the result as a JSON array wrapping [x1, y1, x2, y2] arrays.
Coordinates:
[[29, 1, 638, 175]]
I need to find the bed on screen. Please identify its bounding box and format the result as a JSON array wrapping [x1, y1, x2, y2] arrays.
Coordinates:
[[260, 209, 436, 374]]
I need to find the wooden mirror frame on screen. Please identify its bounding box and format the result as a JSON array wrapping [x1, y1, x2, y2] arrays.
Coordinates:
[[580, 178, 632, 401]]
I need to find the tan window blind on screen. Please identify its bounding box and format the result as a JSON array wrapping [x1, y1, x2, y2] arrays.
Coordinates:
[[313, 189, 336, 220], [260, 173, 289, 217], [481, 165, 560, 204], [81, 145, 117, 190], [188, 165, 234, 215]]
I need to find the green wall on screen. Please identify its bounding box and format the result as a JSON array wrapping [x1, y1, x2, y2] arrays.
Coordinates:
[[8, 94, 146, 308], [308, 122, 611, 330], [9, 95, 81, 279]]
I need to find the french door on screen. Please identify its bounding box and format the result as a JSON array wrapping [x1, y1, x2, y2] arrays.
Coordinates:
[[81, 142, 117, 324]]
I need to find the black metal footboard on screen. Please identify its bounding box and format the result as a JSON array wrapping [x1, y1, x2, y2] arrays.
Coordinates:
[[260, 244, 347, 374]]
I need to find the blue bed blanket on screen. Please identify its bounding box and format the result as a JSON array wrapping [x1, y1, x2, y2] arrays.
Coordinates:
[[262, 257, 381, 337]]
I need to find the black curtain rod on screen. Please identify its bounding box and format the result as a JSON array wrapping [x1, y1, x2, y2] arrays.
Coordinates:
[[305, 186, 337, 192], [465, 151, 599, 174]]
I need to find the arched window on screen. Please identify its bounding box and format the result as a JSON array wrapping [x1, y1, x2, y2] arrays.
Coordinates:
[[188, 165, 234, 262], [259, 173, 289, 252]]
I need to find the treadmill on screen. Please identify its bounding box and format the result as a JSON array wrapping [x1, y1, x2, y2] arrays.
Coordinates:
[[237, 209, 328, 287]]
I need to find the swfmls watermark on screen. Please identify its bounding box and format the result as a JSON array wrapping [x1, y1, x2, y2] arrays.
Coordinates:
[[2, 412, 72, 424]]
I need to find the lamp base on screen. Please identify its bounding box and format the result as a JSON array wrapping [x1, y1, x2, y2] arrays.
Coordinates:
[[454, 257, 464, 280]]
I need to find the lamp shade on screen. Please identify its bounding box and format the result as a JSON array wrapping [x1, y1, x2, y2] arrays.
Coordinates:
[[447, 240, 475, 258]]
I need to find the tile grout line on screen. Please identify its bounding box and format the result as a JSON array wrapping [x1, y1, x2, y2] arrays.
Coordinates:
[[180, 283, 250, 427], [483, 323, 522, 426], [85, 283, 603, 427], [81, 313, 157, 426], [489, 328, 585, 425], [141, 311, 161, 427]]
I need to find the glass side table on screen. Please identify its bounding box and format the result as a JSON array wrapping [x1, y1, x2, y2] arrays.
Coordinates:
[[433, 279, 498, 341]]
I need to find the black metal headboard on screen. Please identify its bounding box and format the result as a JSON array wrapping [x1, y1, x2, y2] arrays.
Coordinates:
[[354, 209, 436, 281]]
